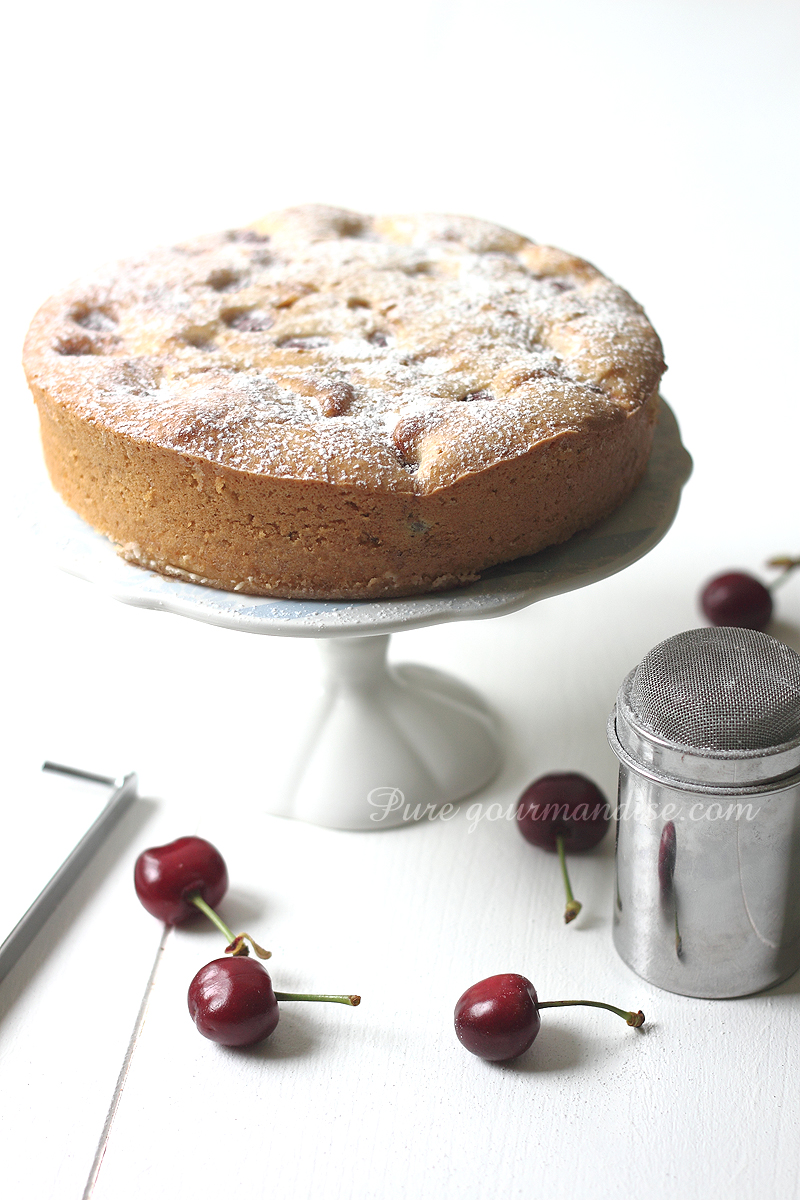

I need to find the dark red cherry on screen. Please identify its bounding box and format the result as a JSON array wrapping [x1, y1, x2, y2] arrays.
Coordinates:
[[516, 772, 610, 852], [134, 836, 228, 925], [700, 571, 772, 631], [188, 957, 279, 1047], [454, 973, 540, 1062], [188, 959, 360, 1047]]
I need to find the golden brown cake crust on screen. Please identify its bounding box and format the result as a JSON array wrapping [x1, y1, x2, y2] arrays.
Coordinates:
[[24, 205, 666, 598]]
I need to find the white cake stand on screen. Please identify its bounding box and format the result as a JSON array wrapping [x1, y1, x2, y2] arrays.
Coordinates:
[[45, 403, 691, 830]]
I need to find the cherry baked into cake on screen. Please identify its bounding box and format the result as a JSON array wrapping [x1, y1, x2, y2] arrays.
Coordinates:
[[23, 205, 666, 599]]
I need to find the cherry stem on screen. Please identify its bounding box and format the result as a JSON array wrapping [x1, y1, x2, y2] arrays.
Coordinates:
[[556, 835, 582, 924], [537, 1000, 645, 1027], [767, 556, 800, 591], [189, 895, 271, 959], [274, 992, 361, 1006], [190, 894, 236, 941]]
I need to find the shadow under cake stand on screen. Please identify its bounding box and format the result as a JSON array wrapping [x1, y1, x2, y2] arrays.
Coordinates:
[[48, 403, 691, 831]]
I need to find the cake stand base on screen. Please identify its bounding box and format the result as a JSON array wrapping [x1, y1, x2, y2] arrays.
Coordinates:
[[275, 635, 500, 830]]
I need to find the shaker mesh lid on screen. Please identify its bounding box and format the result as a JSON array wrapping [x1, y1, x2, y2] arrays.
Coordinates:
[[627, 627, 800, 752]]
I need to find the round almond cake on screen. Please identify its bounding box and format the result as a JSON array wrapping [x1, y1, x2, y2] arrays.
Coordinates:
[[23, 205, 666, 599]]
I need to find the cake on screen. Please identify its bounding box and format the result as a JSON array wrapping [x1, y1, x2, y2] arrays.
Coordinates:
[[23, 205, 666, 599]]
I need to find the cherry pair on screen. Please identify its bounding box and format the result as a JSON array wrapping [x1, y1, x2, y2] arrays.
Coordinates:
[[134, 836, 359, 1047]]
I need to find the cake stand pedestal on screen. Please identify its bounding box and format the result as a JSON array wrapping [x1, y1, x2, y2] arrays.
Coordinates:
[[45, 403, 691, 830], [283, 635, 499, 828]]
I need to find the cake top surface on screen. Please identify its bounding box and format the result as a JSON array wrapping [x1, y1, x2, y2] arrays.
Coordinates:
[[23, 205, 666, 493]]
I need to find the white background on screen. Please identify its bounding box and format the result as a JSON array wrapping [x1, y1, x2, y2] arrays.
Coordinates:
[[1, 2, 799, 1198]]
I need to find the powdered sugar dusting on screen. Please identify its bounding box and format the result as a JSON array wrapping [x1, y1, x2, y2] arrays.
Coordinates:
[[26, 205, 665, 493]]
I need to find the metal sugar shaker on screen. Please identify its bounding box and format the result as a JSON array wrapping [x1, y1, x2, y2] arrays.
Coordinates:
[[608, 626, 800, 998]]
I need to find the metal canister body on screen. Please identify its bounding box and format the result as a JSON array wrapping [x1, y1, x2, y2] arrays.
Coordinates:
[[608, 633, 800, 999]]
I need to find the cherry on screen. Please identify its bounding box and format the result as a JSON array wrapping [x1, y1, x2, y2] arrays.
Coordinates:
[[189, 957, 279, 1046], [517, 773, 610, 853], [188, 957, 361, 1047], [700, 557, 800, 631], [134, 836, 269, 959], [454, 973, 644, 1063], [517, 773, 610, 922], [455, 973, 541, 1061], [700, 572, 772, 631], [135, 836, 228, 925]]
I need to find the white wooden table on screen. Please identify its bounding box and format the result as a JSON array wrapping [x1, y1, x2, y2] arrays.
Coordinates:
[[2, 2, 799, 1196]]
